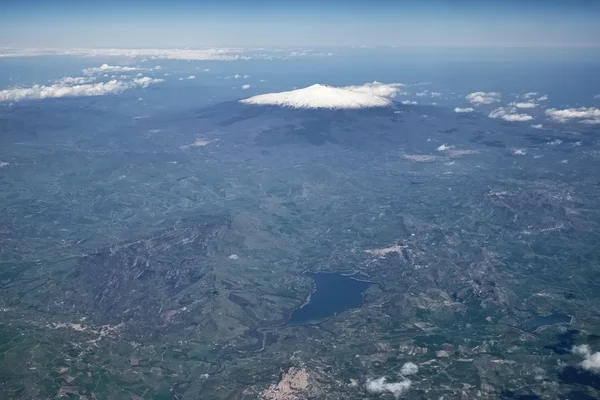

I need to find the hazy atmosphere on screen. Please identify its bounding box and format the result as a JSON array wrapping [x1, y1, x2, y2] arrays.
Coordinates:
[[1, 1, 600, 399], [2, 0, 600, 48]]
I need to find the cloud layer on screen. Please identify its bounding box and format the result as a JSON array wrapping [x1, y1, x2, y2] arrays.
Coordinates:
[[0, 48, 336, 61], [240, 82, 404, 109], [0, 75, 163, 102], [0, 48, 244, 60]]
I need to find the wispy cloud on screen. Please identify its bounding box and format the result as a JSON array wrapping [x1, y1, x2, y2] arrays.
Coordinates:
[[416, 90, 442, 98], [56, 76, 94, 85], [241, 84, 250, 89], [83, 63, 139, 75], [489, 107, 533, 122], [288, 51, 333, 57], [225, 74, 250, 79], [133, 77, 163, 87], [178, 75, 196, 81], [466, 91, 501, 105]]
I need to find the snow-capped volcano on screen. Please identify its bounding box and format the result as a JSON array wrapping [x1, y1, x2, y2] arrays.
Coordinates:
[[240, 82, 404, 109]]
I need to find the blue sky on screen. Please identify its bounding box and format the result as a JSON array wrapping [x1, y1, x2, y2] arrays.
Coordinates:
[[1, 0, 600, 48]]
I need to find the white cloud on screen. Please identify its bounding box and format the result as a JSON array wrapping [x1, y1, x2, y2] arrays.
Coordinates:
[[0, 75, 162, 102], [73, 48, 245, 60], [226, 74, 250, 80], [0, 81, 128, 102], [523, 92, 538, 99], [366, 377, 412, 398], [454, 107, 474, 113], [511, 102, 537, 109], [572, 345, 600, 374], [531, 124, 543, 129], [437, 144, 453, 151], [489, 107, 533, 122], [181, 138, 213, 148], [83, 63, 140, 75], [401, 100, 418, 105], [547, 139, 562, 145], [546, 107, 600, 124], [502, 114, 533, 122], [513, 148, 527, 155], [538, 94, 548, 101], [346, 81, 405, 98], [581, 118, 600, 124], [573, 344, 591, 357], [466, 91, 501, 105], [56, 76, 93, 85], [416, 90, 442, 98], [0, 48, 334, 61], [288, 50, 333, 58], [178, 75, 196, 81], [242, 84, 250, 89], [133, 77, 164, 87], [400, 362, 419, 376], [240, 82, 404, 109]]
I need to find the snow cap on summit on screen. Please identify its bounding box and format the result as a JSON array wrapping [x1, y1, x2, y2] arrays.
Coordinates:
[[240, 82, 404, 109]]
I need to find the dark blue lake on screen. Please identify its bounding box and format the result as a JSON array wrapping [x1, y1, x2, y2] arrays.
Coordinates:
[[522, 313, 573, 331], [287, 272, 371, 325]]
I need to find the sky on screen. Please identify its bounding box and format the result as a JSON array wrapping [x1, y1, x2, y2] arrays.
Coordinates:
[[1, 0, 600, 49]]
